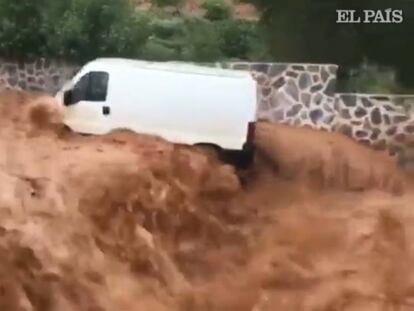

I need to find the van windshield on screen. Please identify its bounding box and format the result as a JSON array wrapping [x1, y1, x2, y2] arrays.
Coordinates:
[[72, 71, 109, 103]]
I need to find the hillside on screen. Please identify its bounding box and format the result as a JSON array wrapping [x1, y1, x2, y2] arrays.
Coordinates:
[[133, 0, 259, 20]]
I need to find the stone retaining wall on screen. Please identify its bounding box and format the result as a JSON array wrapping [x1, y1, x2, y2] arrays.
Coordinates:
[[223, 62, 413, 164], [334, 94, 414, 162], [0, 58, 79, 94], [224, 62, 338, 131], [0, 58, 412, 164]]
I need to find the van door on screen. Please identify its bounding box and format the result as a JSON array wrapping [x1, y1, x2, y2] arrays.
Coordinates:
[[63, 71, 110, 134]]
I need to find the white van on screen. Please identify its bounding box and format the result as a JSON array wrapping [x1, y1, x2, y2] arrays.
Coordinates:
[[55, 58, 257, 167]]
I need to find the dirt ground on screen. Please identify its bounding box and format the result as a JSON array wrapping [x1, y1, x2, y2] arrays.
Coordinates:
[[0, 90, 413, 311]]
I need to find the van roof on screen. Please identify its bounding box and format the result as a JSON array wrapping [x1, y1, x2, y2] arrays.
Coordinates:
[[86, 58, 253, 79]]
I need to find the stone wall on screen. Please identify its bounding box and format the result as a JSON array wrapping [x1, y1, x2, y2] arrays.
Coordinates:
[[223, 62, 413, 164], [0, 58, 79, 94], [334, 94, 414, 161], [0, 58, 412, 164], [223, 62, 338, 130]]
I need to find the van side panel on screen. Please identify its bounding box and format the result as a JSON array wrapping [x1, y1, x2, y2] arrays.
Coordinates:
[[107, 67, 257, 150]]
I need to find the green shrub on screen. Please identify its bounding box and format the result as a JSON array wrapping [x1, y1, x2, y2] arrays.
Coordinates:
[[0, 0, 48, 58], [0, 0, 265, 63], [150, 18, 185, 39], [344, 61, 403, 94], [140, 39, 180, 61], [48, 0, 151, 61], [102, 13, 152, 58], [201, 0, 231, 21], [215, 20, 257, 59], [181, 21, 223, 61], [152, 0, 182, 7]]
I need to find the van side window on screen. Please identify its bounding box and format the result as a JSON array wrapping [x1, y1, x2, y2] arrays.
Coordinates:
[[71, 71, 109, 103], [89, 72, 109, 101], [72, 74, 89, 103]]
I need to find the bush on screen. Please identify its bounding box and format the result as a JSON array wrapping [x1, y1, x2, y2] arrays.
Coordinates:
[[201, 0, 231, 21], [343, 61, 403, 94], [146, 17, 226, 62], [140, 39, 180, 61], [0, 0, 265, 63], [215, 20, 257, 59], [152, 0, 182, 7], [150, 18, 185, 39], [0, 0, 152, 61], [181, 21, 223, 62], [103, 13, 152, 58], [0, 0, 49, 58], [48, 0, 151, 61]]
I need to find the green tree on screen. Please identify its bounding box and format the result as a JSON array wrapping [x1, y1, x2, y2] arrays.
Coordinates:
[[49, 0, 151, 61], [0, 0, 265, 64], [247, 0, 414, 88], [141, 39, 181, 61], [181, 20, 223, 62], [0, 0, 48, 58], [152, 0, 182, 7], [340, 60, 403, 93], [202, 0, 231, 21], [215, 20, 258, 59]]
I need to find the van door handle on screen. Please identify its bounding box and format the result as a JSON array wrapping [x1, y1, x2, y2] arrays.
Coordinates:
[[102, 106, 110, 115]]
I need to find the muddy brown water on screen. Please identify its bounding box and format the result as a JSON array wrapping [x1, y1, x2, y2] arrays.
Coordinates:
[[0, 90, 413, 311]]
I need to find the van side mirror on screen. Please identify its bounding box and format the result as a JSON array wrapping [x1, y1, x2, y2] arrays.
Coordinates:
[[63, 90, 73, 106]]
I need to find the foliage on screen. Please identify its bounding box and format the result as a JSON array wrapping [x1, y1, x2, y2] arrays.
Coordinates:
[[0, 0, 152, 61], [146, 17, 265, 62], [246, 0, 414, 88], [48, 0, 151, 61], [0, 0, 265, 62], [201, 0, 231, 21], [0, 0, 48, 58], [338, 60, 405, 94], [181, 20, 223, 61], [215, 20, 258, 59], [141, 39, 180, 61], [152, 0, 182, 7], [141, 14, 265, 62], [150, 18, 186, 39]]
